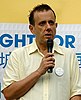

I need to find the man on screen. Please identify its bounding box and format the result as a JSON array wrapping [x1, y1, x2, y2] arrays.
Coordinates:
[[1, 4, 81, 100]]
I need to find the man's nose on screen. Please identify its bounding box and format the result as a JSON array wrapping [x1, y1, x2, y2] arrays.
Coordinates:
[[46, 22, 51, 32], [46, 22, 51, 28]]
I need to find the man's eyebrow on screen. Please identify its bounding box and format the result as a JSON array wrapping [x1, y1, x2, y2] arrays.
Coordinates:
[[39, 21, 46, 24]]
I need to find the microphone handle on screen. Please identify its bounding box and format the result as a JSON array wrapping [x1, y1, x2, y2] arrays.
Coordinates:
[[48, 48, 53, 73]]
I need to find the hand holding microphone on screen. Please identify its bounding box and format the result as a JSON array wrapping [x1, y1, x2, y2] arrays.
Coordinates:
[[37, 39, 54, 75]]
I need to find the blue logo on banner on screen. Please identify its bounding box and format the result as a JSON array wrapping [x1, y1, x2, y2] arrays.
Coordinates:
[[0, 33, 75, 48], [54, 35, 75, 48]]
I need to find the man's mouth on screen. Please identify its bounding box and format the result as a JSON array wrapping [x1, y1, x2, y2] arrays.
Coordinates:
[[44, 34, 52, 38], [45, 34, 51, 36]]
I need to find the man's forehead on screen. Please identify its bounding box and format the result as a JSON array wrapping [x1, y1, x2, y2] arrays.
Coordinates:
[[34, 10, 55, 18]]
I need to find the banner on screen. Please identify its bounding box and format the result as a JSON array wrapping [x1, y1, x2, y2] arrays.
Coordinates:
[[0, 23, 81, 99]]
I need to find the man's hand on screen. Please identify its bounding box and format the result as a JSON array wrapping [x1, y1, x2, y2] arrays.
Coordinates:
[[70, 95, 81, 100], [37, 53, 55, 75]]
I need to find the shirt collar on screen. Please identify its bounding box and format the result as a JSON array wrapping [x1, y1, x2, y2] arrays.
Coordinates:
[[28, 39, 64, 55], [28, 39, 38, 55], [53, 42, 64, 55]]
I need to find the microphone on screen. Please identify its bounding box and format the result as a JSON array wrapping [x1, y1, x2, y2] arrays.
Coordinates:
[[47, 39, 53, 73]]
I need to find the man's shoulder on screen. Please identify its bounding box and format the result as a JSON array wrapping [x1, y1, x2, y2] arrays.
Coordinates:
[[54, 42, 74, 54], [11, 43, 32, 56], [59, 45, 74, 54]]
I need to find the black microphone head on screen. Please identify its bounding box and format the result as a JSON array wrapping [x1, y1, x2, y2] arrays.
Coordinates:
[[47, 39, 53, 52]]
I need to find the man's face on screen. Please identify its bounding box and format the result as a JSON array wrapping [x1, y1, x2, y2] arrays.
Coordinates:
[[29, 10, 57, 45]]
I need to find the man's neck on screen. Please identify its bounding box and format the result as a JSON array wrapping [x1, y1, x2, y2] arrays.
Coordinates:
[[36, 40, 47, 55]]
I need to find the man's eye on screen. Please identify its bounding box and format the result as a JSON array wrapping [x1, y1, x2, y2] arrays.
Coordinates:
[[39, 21, 46, 26], [49, 21, 55, 25]]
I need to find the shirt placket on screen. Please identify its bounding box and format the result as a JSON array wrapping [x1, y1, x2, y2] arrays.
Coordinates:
[[43, 72, 49, 100]]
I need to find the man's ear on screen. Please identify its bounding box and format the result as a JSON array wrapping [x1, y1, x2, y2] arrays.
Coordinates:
[[29, 24, 34, 34]]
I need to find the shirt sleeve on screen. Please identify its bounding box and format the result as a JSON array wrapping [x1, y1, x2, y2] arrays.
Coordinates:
[[70, 51, 81, 97], [1, 50, 19, 91]]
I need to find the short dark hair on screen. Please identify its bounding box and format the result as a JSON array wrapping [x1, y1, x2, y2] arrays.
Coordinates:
[[29, 4, 56, 25]]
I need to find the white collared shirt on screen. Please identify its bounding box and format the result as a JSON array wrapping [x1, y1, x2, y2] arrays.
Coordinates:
[[2, 40, 81, 100]]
